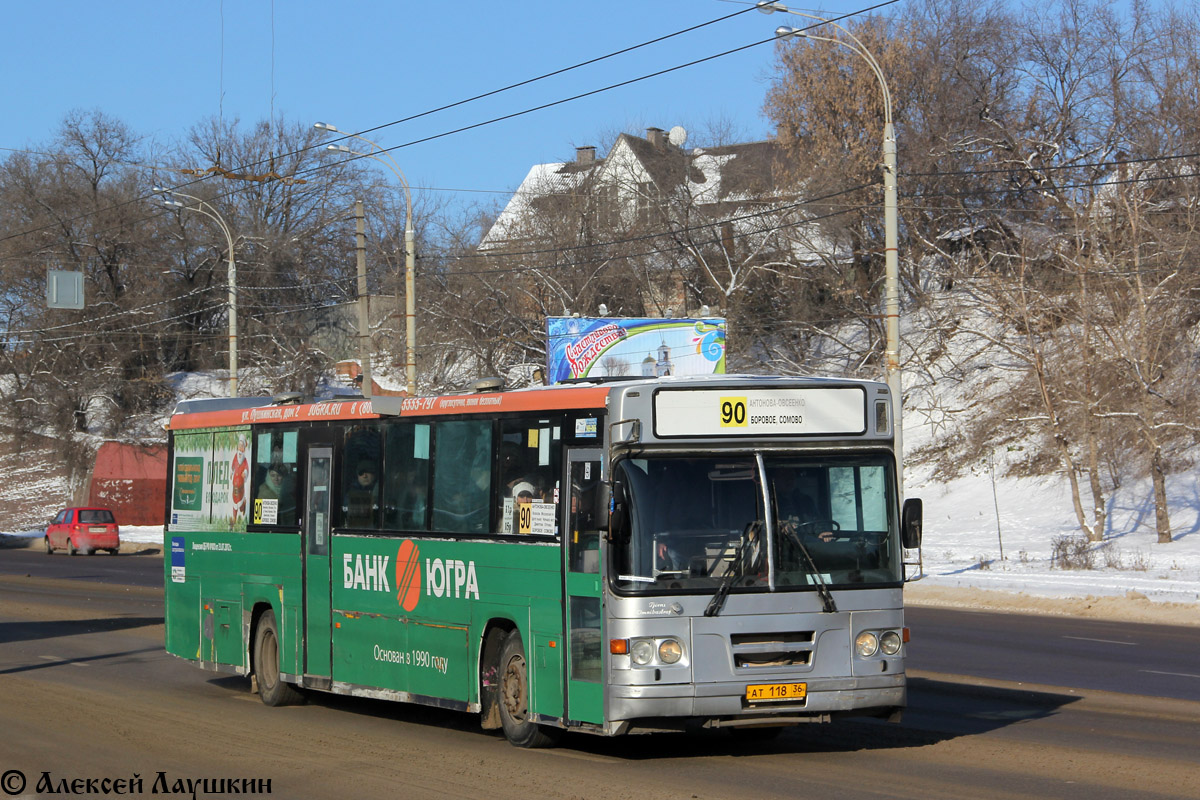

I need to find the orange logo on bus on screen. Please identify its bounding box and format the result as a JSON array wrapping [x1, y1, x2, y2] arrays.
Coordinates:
[[395, 539, 422, 612]]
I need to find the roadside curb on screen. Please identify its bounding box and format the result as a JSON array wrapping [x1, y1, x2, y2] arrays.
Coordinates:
[[0, 533, 161, 556]]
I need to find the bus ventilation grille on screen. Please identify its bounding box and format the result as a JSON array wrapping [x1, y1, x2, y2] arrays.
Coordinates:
[[730, 631, 814, 668]]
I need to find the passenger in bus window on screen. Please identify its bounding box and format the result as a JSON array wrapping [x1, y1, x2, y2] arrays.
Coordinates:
[[386, 463, 427, 530], [258, 464, 297, 526], [344, 460, 380, 528], [655, 539, 688, 572], [499, 443, 522, 483], [502, 481, 538, 534], [258, 463, 287, 500], [512, 481, 536, 503], [775, 471, 834, 543]]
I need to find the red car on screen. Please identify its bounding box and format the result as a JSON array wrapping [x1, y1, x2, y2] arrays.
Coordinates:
[[45, 507, 121, 555]]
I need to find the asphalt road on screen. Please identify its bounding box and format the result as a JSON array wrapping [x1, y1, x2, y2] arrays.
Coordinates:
[[2, 547, 1199, 798], [906, 605, 1200, 702]]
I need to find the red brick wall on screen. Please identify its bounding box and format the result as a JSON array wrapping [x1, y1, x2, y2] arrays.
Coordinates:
[[89, 443, 168, 526]]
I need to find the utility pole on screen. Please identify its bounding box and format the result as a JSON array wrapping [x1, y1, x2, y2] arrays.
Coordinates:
[[315, 123, 417, 396], [355, 200, 372, 399], [152, 187, 238, 397], [404, 224, 416, 397], [767, 5, 903, 492]]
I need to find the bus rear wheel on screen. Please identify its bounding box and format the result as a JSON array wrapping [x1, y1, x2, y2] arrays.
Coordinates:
[[498, 632, 559, 748], [253, 609, 303, 706]]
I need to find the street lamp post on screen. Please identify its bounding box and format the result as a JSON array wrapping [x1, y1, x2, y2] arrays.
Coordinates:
[[153, 187, 239, 398], [761, 2, 903, 491], [315, 122, 418, 397]]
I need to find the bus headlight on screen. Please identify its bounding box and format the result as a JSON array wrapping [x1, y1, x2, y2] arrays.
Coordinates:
[[658, 639, 683, 664], [630, 639, 655, 665], [855, 631, 879, 658], [880, 630, 902, 655]]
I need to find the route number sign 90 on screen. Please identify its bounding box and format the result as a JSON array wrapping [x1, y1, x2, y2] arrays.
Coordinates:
[[720, 397, 747, 427], [653, 387, 869, 438]]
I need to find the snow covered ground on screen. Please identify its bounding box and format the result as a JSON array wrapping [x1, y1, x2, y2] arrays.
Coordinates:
[[908, 469, 1200, 606]]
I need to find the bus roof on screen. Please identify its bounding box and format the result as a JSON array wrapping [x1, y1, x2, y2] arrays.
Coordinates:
[[167, 374, 886, 432], [167, 383, 613, 431]]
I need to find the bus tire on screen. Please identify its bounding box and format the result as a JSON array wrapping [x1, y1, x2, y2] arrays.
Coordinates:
[[253, 609, 303, 707], [498, 631, 559, 748]]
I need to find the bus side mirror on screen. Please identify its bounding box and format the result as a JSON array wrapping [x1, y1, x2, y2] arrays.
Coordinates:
[[607, 480, 628, 543], [901, 498, 923, 549], [595, 481, 611, 526]]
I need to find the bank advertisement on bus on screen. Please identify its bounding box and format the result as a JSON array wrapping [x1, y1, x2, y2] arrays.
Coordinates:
[[545, 316, 726, 384]]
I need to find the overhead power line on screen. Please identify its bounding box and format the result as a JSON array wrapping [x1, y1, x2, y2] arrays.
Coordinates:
[[0, 0, 897, 254]]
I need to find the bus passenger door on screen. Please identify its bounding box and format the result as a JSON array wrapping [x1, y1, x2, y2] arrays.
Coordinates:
[[563, 449, 604, 725], [303, 446, 333, 679]]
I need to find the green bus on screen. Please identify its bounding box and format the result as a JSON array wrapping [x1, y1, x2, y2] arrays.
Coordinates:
[[163, 375, 923, 747]]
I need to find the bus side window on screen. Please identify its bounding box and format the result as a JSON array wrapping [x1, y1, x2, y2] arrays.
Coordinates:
[[569, 460, 602, 572], [342, 426, 382, 530], [252, 428, 300, 527], [431, 420, 491, 533], [496, 418, 560, 535], [383, 422, 430, 531]]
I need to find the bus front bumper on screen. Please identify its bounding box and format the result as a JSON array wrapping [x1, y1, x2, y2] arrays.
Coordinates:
[[607, 673, 905, 723]]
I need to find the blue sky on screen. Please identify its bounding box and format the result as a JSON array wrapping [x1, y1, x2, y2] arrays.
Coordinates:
[[0, 0, 833, 213]]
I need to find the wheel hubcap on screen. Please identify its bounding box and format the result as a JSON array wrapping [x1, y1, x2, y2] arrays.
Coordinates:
[[501, 655, 527, 722], [262, 631, 278, 689]]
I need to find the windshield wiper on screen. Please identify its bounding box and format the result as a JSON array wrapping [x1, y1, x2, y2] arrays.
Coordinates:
[[769, 478, 838, 614], [784, 525, 838, 613], [704, 521, 758, 617]]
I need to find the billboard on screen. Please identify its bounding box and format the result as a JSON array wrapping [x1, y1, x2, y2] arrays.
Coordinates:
[[168, 428, 251, 532], [545, 317, 726, 384]]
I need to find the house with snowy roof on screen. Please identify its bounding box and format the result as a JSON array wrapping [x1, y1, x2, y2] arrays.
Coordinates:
[[480, 126, 795, 251], [476, 126, 845, 323]]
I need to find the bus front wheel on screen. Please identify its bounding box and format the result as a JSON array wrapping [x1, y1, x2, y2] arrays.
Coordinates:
[[253, 609, 304, 707], [498, 632, 559, 748]]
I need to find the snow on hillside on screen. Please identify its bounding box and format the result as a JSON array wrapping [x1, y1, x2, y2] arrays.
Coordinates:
[[896, 301, 1200, 610], [909, 468, 1199, 605]]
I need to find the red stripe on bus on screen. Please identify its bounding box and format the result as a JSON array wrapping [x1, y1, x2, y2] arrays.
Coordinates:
[[168, 387, 611, 430]]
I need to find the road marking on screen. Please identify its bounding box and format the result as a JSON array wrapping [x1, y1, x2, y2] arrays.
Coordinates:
[[37, 655, 89, 668], [1062, 636, 1136, 646], [1140, 670, 1200, 679]]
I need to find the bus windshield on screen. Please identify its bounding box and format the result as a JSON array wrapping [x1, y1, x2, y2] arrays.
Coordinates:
[[612, 454, 900, 594]]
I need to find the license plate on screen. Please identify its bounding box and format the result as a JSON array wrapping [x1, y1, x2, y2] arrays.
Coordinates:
[[89, 526, 108, 533], [745, 682, 807, 702]]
